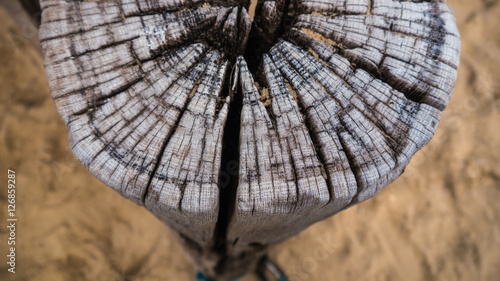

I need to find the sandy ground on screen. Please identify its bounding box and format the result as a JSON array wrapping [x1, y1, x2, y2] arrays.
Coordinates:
[[0, 0, 499, 280]]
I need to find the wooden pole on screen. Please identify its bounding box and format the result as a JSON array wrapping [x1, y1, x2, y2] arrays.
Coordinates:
[[38, 0, 460, 279]]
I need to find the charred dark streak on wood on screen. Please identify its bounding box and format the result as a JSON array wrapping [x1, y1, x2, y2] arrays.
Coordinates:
[[427, 3, 446, 59], [249, 100, 264, 205]]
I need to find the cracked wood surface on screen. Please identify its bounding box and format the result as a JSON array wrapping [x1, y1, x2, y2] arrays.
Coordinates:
[[39, 0, 460, 278]]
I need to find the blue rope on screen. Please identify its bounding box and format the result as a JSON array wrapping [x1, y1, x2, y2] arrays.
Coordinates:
[[196, 269, 288, 281], [196, 272, 213, 281], [196, 270, 247, 281], [279, 275, 289, 281]]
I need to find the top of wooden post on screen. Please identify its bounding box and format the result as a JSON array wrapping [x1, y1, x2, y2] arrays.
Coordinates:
[[38, 0, 460, 278]]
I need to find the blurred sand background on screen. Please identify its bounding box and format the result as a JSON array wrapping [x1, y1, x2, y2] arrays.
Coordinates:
[[0, 0, 499, 280]]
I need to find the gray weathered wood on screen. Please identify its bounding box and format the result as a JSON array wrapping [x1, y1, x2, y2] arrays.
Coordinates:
[[39, 0, 460, 279]]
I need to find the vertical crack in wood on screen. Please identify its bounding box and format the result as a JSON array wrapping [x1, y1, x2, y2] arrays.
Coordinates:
[[212, 60, 243, 275], [208, 3, 252, 275]]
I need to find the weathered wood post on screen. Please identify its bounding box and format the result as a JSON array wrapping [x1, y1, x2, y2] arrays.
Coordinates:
[[38, 0, 460, 279]]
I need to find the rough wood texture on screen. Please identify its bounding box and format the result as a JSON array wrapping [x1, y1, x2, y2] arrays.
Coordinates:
[[39, 0, 460, 279]]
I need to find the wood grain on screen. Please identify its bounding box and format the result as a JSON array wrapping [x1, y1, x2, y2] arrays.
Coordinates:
[[39, 0, 460, 278]]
